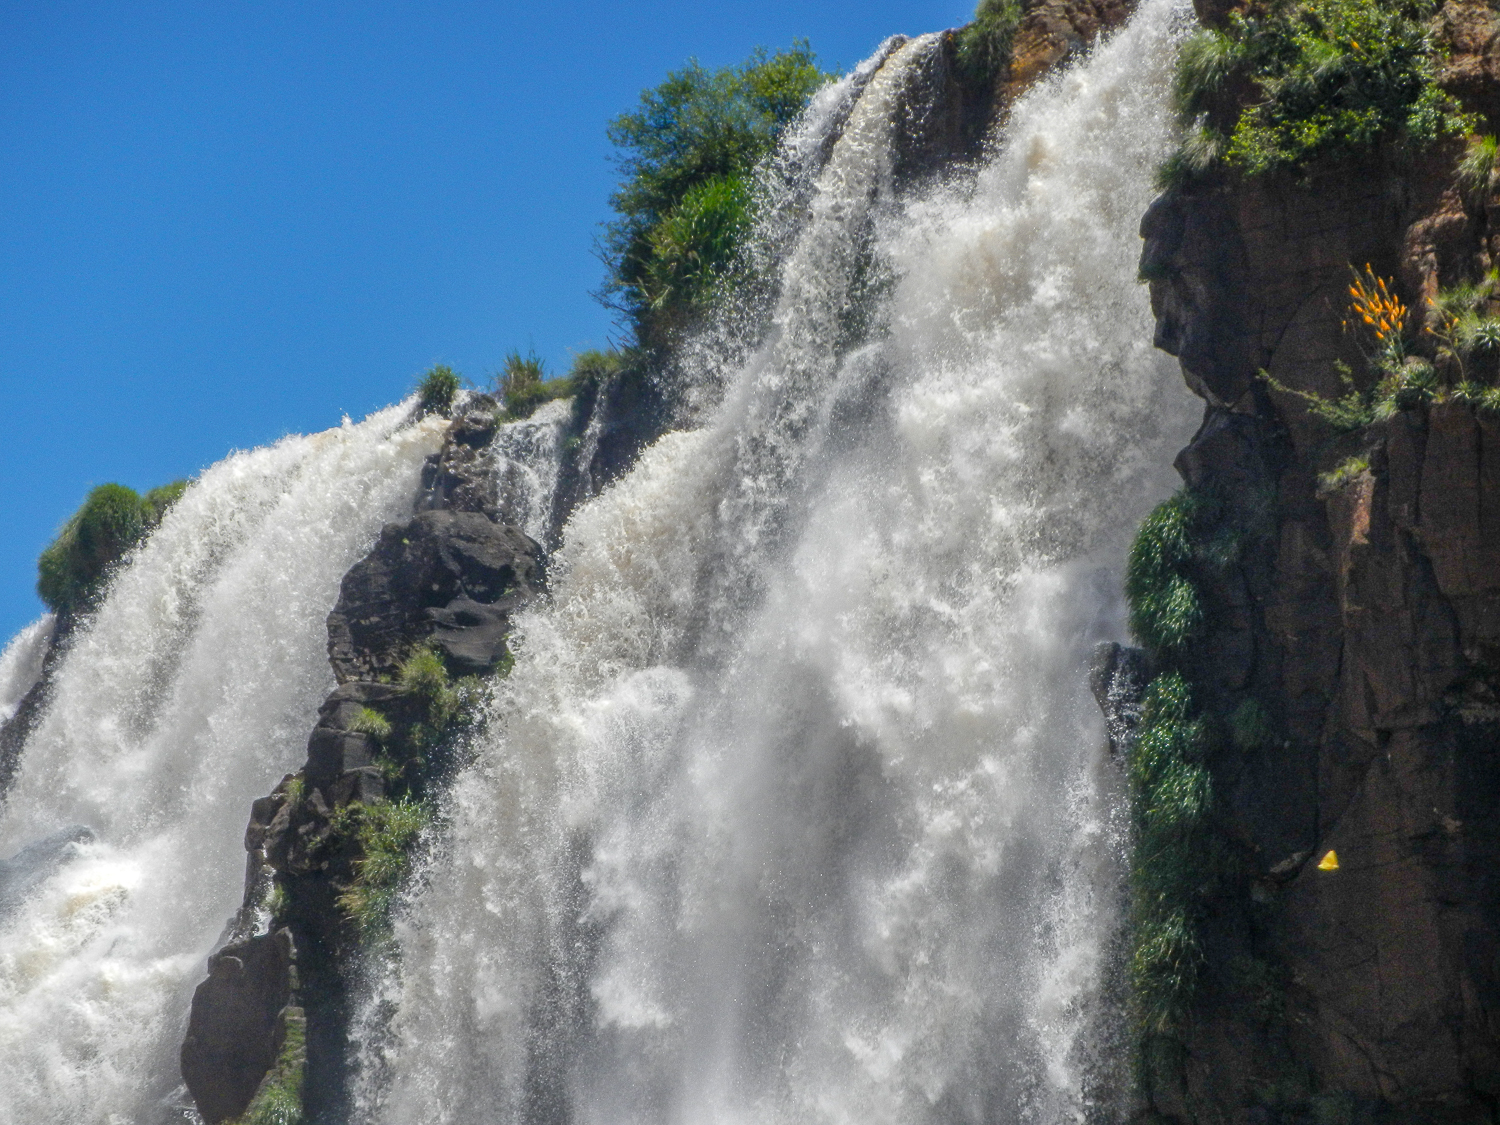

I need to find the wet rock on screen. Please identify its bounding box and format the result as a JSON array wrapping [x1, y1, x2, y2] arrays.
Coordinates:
[[325, 508, 545, 681], [179, 928, 296, 1125], [1089, 641, 1151, 757]]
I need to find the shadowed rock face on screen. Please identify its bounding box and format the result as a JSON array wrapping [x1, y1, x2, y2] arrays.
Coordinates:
[[1131, 5, 1500, 1116], [326, 508, 545, 681], [180, 929, 295, 1125]]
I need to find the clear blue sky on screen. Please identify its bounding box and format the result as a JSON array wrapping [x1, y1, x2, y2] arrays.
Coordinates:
[[0, 0, 972, 642]]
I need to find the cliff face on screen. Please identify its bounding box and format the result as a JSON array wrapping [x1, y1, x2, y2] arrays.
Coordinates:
[[1134, 2, 1500, 1119]]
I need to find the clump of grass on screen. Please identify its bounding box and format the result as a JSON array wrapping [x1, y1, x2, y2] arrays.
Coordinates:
[[1228, 697, 1277, 752], [1129, 673, 1218, 1034], [1458, 134, 1500, 202], [36, 479, 188, 616], [1316, 454, 1371, 494], [233, 1008, 305, 1125], [349, 706, 392, 742], [416, 364, 461, 416], [955, 0, 1022, 83], [334, 797, 431, 941]]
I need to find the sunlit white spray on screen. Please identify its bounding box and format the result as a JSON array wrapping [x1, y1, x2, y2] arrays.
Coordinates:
[[0, 615, 53, 724], [367, 3, 1196, 1123], [0, 405, 444, 1124]]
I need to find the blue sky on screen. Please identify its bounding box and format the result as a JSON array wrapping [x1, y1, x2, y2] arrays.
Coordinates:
[[0, 0, 972, 642]]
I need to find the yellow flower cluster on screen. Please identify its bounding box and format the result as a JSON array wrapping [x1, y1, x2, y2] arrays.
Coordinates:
[[1344, 264, 1407, 345]]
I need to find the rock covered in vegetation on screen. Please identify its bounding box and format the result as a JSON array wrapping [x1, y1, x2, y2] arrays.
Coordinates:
[[1127, 2, 1500, 1118]]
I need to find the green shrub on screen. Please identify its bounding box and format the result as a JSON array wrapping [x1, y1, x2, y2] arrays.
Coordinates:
[[1129, 674, 1218, 1034], [1316, 454, 1371, 494], [1458, 134, 1499, 201], [637, 174, 754, 321], [143, 479, 189, 521], [1125, 491, 1212, 658], [36, 480, 187, 616], [416, 364, 461, 415], [1162, 0, 1467, 182], [335, 797, 431, 941], [1228, 697, 1277, 751], [955, 0, 1022, 84], [494, 347, 632, 422], [600, 42, 832, 345]]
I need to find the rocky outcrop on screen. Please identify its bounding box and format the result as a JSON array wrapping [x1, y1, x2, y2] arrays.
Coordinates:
[[180, 929, 296, 1125], [325, 510, 544, 681], [181, 399, 548, 1124], [1130, 4, 1500, 1119]]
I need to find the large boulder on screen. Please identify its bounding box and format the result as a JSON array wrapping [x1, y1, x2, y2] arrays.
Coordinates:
[[180, 928, 296, 1125], [326, 509, 545, 681]]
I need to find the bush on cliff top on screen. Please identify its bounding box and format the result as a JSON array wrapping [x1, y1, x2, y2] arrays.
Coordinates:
[[599, 43, 832, 347], [955, 0, 1023, 84], [1162, 0, 1467, 184], [37, 480, 189, 616]]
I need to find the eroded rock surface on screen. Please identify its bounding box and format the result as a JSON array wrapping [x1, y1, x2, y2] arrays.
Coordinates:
[[1132, 5, 1500, 1117]]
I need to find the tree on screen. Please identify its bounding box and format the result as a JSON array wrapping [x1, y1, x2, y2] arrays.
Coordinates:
[[599, 42, 832, 346]]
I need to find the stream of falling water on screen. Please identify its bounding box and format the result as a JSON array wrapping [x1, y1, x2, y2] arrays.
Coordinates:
[[0, 405, 445, 1124], [363, 2, 1196, 1122]]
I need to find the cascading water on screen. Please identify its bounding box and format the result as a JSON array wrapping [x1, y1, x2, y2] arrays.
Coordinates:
[[0, 614, 53, 724], [0, 405, 445, 1124], [362, 2, 1197, 1123]]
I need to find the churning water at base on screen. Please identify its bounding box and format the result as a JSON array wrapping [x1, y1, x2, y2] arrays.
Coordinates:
[[0, 406, 445, 1124], [364, 3, 1196, 1123]]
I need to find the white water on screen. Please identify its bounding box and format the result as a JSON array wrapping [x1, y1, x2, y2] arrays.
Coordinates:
[[365, 4, 1195, 1123], [0, 405, 444, 1124], [0, 614, 54, 723], [493, 397, 573, 545]]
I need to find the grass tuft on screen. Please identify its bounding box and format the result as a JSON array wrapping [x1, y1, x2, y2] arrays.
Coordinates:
[[416, 364, 461, 416]]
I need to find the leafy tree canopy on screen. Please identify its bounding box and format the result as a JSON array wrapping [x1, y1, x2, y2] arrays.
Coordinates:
[[600, 42, 833, 344]]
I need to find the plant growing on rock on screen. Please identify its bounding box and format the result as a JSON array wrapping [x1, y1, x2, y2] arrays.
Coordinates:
[[600, 42, 831, 347], [1161, 0, 1468, 184], [231, 1009, 305, 1125], [415, 364, 461, 416], [334, 797, 431, 942], [37, 479, 189, 616], [955, 0, 1022, 84]]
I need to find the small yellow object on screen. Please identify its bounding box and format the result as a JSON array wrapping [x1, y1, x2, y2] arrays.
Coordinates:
[[1317, 849, 1340, 872]]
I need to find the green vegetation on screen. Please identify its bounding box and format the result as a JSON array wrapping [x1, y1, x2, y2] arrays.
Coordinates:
[[495, 347, 632, 422], [334, 797, 431, 942], [955, 0, 1023, 83], [1161, 0, 1467, 185], [1262, 265, 1500, 430], [416, 364, 461, 415], [600, 43, 832, 346], [1129, 673, 1217, 1034], [1316, 454, 1371, 494], [349, 706, 393, 742], [37, 479, 189, 616], [1125, 490, 1222, 659], [1457, 133, 1500, 201], [1124, 486, 1272, 1063], [232, 1009, 305, 1125]]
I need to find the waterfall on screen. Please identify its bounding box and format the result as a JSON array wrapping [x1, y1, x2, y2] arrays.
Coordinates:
[[0, 615, 53, 724], [363, 2, 1197, 1122], [0, 405, 444, 1124]]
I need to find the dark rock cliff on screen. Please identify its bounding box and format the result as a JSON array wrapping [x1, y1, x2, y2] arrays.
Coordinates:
[[1128, 2, 1500, 1120]]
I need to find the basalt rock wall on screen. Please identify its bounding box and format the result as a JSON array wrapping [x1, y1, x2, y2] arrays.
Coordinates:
[[1134, 2, 1500, 1120]]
